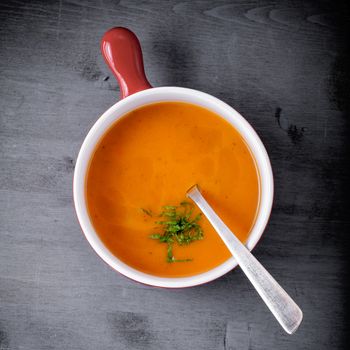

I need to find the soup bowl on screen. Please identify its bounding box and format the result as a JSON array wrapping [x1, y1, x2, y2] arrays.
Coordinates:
[[73, 27, 274, 288]]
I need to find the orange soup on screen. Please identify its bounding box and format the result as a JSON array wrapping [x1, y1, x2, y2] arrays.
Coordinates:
[[86, 102, 260, 277]]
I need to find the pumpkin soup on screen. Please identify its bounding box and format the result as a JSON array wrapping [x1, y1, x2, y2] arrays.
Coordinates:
[[86, 102, 260, 277]]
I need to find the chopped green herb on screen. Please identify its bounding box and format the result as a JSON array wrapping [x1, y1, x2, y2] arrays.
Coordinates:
[[145, 202, 204, 263]]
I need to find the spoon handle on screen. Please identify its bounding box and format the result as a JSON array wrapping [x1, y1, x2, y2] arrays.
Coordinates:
[[187, 186, 303, 334]]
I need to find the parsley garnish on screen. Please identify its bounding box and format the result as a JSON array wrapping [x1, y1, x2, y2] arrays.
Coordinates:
[[145, 201, 204, 263]]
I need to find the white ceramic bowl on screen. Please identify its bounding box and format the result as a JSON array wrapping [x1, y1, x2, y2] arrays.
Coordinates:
[[73, 86, 274, 288]]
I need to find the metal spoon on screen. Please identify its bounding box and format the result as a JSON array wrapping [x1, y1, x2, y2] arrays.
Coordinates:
[[186, 185, 303, 334]]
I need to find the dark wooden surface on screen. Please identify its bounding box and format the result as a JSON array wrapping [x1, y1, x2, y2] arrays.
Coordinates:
[[1, 1, 349, 349]]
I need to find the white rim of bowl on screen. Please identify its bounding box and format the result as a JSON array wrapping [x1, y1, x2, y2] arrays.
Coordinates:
[[73, 87, 274, 288]]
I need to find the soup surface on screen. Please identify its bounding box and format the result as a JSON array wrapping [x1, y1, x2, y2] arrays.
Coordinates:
[[86, 102, 259, 277]]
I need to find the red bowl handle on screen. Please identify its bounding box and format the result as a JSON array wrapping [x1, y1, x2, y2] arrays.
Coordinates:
[[101, 27, 152, 99]]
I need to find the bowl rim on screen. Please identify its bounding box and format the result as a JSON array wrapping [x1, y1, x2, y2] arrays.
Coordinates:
[[73, 86, 274, 288]]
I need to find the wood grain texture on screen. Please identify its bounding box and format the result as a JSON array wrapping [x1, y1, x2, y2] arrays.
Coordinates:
[[0, 0, 349, 349]]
